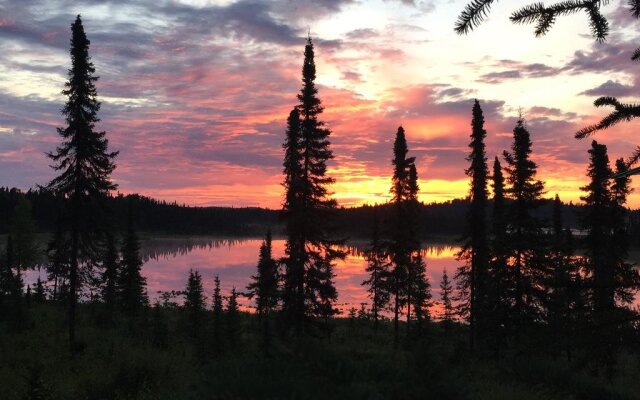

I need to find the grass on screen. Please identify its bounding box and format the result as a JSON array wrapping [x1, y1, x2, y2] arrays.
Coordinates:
[[1, 303, 639, 399]]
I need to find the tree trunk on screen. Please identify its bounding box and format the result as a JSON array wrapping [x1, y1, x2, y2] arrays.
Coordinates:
[[69, 224, 78, 353]]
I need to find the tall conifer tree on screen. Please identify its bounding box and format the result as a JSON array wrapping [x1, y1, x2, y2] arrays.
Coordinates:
[[46, 216, 70, 303], [502, 118, 546, 348], [581, 142, 640, 367], [246, 229, 279, 317], [118, 212, 147, 314], [226, 287, 240, 345], [389, 126, 415, 346], [487, 156, 512, 356], [362, 208, 390, 329], [10, 197, 38, 287], [184, 269, 206, 337], [282, 37, 343, 333], [247, 229, 279, 353], [45, 15, 118, 348], [212, 275, 223, 349], [456, 100, 489, 352], [101, 232, 119, 311], [439, 269, 454, 332]]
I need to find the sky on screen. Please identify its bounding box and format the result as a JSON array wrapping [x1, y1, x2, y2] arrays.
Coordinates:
[[0, 0, 639, 208]]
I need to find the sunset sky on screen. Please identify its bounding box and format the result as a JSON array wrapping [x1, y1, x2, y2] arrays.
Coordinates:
[[1, 0, 639, 208]]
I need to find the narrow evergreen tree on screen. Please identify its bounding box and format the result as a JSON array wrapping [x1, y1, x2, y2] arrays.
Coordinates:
[[389, 126, 415, 346], [547, 194, 574, 360], [1, 236, 23, 325], [409, 252, 431, 334], [456, 99, 489, 353], [212, 275, 223, 349], [405, 162, 427, 337], [610, 158, 639, 310], [247, 229, 279, 354], [10, 197, 38, 287], [502, 118, 546, 348], [45, 15, 118, 348], [282, 37, 343, 333], [184, 269, 206, 337], [226, 287, 240, 345], [282, 109, 303, 318], [581, 141, 615, 366], [440, 269, 454, 332], [0, 236, 16, 304], [362, 207, 390, 329], [580, 143, 640, 367], [101, 232, 119, 311], [34, 277, 46, 303], [118, 213, 147, 314], [246, 229, 278, 317], [487, 156, 511, 357], [46, 215, 69, 302]]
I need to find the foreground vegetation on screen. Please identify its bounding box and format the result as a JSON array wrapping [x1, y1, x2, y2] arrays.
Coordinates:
[[1, 303, 639, 400]]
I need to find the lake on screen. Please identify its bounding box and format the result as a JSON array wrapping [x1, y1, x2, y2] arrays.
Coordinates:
[[137, 236, 462, 315]]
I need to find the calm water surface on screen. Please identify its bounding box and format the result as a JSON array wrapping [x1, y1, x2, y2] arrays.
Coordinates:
[[139, 236, 462, 314]]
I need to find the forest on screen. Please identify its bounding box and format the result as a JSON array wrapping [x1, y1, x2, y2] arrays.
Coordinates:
[[2, 1, 640, 399]]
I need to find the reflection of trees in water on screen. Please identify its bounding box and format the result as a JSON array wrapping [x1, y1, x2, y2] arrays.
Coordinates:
[[140, 237, 248, 262], [339, 242, 460, 259], [139, 237, 461, 263]]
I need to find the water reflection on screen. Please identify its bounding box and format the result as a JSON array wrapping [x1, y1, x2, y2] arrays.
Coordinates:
[[140, 236, 462, 314]]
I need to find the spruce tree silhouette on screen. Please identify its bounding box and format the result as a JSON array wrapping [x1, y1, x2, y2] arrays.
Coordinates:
[[547, 194, 579, 362], [390, 126, 409, 346], [10, 197, 38, 288], [389, 126, 421, 346], [226, 287, 240, 346], [101, 232, 119, 314], [488, 156, 510, 358], [439, 269, 454, 333], [456, 99, 489, 353], [0, 236, 20, 323], [281, 37, 343, 334], [246, 229, 278, 317], [118, 210, 147, 315], [34, 277, 46, 304], [45, 15, 118, 350], [408, 251, 431, 335], [46, 216, 69, 303], [246, 229, 278, 354], [580, 141, 640, 369], [184, 269, 206, 337], [212, 275, 223, 351], [405, 163, 429, 337], [502, 118, 546, 352], [362, 207, 390, 330]]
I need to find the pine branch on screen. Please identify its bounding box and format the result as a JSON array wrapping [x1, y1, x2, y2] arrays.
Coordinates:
[[632, 46, 640, 61], [586, 4, 609, 41], [628, 146, 640, 165], [507, 0, 616, 40], [575, 97, 640, 138], [455, 0, 498, 34], [510, 2, 546, 25], [631, 0, 640, 17], [534, 12, 556, 36]]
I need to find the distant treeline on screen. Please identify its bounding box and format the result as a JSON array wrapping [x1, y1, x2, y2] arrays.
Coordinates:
[[3, 187, 640, 242], [0, 188, 278, 236]]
